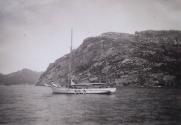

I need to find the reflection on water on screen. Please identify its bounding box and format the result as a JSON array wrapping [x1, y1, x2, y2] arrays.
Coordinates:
[[0, 85, 181, 125]]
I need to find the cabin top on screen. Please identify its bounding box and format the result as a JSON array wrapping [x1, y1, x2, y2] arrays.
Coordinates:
[[72, 83, 106, 86]]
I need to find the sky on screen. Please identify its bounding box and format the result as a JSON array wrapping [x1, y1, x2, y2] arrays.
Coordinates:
[[0, 0, 181, 74]]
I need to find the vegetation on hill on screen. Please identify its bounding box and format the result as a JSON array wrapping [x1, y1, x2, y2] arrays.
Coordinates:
[[37, 30, 181, 87]]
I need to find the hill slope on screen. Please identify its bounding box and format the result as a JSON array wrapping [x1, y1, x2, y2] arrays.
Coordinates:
[[0, 69, 42, 85], [37, 30, 181, 87]]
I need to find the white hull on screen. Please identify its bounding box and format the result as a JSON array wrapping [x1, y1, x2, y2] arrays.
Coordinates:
[[51, 87, 116, 94]]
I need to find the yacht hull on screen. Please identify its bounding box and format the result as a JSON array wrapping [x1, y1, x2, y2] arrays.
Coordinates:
[[51, 87, 116, 94]]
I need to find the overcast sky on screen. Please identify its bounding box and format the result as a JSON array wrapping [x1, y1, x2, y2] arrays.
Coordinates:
[[0, 0, 181, 74]]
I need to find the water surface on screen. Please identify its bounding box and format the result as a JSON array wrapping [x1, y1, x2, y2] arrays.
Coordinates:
[[0, 85, 181, 125]]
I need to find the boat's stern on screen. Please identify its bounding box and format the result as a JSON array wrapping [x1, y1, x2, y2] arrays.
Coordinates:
[[109, 88, 116, 93]]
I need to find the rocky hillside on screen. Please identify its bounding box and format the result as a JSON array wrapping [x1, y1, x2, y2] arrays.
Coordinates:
[[0, 68, 42, 85], [37, 30, 181, 87]]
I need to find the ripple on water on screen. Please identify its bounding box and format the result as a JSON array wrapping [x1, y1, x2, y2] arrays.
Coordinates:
[[0, 85, 181, 125]]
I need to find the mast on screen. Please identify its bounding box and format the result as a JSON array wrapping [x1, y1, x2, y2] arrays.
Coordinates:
[[70, 28, 73, 54], [69, 29, 73, 84]]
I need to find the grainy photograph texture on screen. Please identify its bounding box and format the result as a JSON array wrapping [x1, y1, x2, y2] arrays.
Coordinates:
[[0, 0, 181, 125]]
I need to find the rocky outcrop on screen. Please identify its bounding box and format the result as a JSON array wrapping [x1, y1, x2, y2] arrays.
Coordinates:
[[37, 30, 181, 87], [0, 68, 42, 85]]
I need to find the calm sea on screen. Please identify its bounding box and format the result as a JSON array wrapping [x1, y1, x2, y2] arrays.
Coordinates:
[[0, 85, 181, 125]]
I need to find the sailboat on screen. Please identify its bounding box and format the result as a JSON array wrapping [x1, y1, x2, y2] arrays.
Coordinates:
[[50, 29, 116, 94]]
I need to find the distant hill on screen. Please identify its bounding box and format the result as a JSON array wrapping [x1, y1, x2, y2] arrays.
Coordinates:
[[0, 69, 42, 85], [37, 30, 181, 87]]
